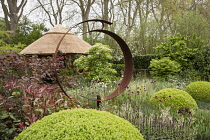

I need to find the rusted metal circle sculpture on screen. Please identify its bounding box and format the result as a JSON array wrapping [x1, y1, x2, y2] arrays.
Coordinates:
[[53, 19, 133, 101]]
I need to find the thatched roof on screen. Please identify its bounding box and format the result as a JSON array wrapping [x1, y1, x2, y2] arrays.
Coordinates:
[[20, 24, 92, 55]]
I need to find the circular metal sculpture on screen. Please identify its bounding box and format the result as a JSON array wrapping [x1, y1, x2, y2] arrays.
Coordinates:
[[53, 19, 133, 101]]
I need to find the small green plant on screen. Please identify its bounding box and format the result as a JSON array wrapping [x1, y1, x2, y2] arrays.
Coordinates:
[[149, 88, 198, 112], [74, 43, 118, 83], [149, 57, 181, 78], [15, 108, 144, 140], [185, 81, 210, 103]]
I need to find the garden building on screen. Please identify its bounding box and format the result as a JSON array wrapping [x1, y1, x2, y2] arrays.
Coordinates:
[[20, 24, 92, 56]]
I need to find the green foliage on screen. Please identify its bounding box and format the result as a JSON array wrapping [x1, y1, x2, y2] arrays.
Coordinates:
[[154, 34, 199, 69], [0, 52, 79, 139], [0, 43, 25, 54], [172, 11, 209, 45], [0, 30, 11, 46], [185, 81, 210, 103], [95, 77, 209, 139], [0, 17, 46, 54], [193, 109, 210, 140], [192, 49, 210, 81], [149, 57, 181, 78], [0, 81, 73, 139], [15, 108, 144, 140], [150, 88, 198, 112], [112, 63, 124, 77], [74, 43, 118, 83], [0, 18, 6, 31], [0, 98, 23, 140], [11, 17, 47, 46], [133, 54, 157, 70]]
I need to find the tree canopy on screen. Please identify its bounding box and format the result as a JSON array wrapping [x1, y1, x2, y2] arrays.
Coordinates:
[[0, 0, 209, 55]]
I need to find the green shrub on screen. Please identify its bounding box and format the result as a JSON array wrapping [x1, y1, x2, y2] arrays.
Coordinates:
[[185, 81, 210, 103], [150, 88, 198, 112], [191, 49, 210, 81], [74, 43, 117, 83], [153, 34, 199, 69], [15, 108, 144, 140], [0, 43, 25, 54], [133, 54, 157, 69], [149, 57, 181, 78]]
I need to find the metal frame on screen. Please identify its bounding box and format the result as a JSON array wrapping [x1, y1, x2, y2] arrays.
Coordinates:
[[53, 19, 133, 101]]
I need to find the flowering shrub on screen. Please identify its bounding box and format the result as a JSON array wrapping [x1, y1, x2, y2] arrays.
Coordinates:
[[185, 81, 210, 103], [15, 108, 144, 140], [149, 88, 198, 112]]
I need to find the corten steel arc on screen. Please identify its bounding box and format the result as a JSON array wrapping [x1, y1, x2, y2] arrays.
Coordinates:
[[53, 19, 133, 101], [53, 19, 112, 100]]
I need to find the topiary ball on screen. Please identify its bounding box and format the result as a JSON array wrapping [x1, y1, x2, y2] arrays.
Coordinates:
[[15, 108, 144, 140], [149, 88, 198, 112], [185, 81, 210, 103]]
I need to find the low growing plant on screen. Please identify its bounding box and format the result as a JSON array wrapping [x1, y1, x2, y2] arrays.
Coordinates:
[[193, 109, 210, 140], [15, 108, 144, 140], [185, 81, 210, 103], [149, 88, 198, 112], [63, 76, 209, 140]]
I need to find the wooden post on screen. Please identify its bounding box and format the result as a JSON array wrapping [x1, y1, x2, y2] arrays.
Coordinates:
[[97, 95, 101, 109]]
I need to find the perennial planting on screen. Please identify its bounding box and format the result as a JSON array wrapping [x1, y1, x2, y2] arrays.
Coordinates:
[[0, 42, 210, 139]]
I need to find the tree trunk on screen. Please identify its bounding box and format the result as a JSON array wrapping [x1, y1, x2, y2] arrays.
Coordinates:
[[0, 0, 27, 33], [72, 0, 95, 40]]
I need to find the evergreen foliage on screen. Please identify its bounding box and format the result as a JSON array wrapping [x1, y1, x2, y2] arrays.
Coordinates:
[[15, 108, 144, 140], [11, 17, 47, 46], [150, 88, 198, 112], [192, 49, 210, 81], [185, 81, 210, 103], [0, 30, 11, 46], [133, 54, 157, 70]]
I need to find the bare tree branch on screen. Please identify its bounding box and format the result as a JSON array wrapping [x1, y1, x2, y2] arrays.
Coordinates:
[[37, 0, 54, 26], [0, 0, 27, 32]]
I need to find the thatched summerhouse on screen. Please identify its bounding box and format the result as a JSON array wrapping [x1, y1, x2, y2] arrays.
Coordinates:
[[20, 24, 92, 56]]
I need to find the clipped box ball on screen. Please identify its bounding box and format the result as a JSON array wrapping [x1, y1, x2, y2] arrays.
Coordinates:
[[150, 88, 198, 112], [15, 108, 144, 140]]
